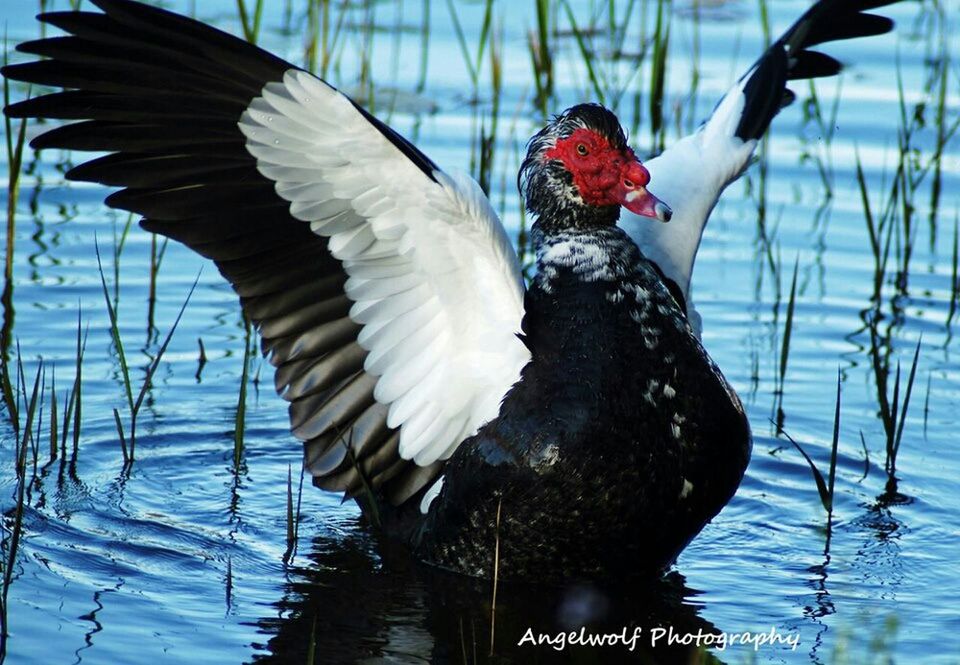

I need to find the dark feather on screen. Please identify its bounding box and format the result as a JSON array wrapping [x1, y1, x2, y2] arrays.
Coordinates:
[[735, 0, 899, 140], [2, 0, 443, 513]]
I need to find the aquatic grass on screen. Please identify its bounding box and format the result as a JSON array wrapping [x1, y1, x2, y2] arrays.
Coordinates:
[[234, 315, 253, 469], [61, 308, 88, 460], [948, 214, 959, 327], [305, 612, 317, 664], [338, 426, 381, 528], [528, 0, 553, 117], [305, 0, 326, 75], [757, 0, 771, 45], [2, 44, 29, 369], [777, 370, 842, 551], [444, 0, 494, 98], [0, 357, 44, 662], [884, 47, 960, 296], [356, 0, 376, 111], [560, 0, 604, 105], [883, 337, 922, 483], [0, 364, 15, 446], [306, 0, 350, 79], [147, 235, 170, 336], [682, 0, 702, 136], [285, 465, 295, 557], [648, 0, 670, 151], [47, 365, 56, 462], [854, 149, 898, 304], [283, 461, 305, 564], [415, 0, 431, 94], [473, 22, 504, 197], [196, 337, 207, 381], [111, 214, 134, 310], [858, 431, 870, 482], [800, 76, 843, 207], [774, 258, 799, 427], [489, 496, 502, 657], [554, 1, 644, 117], [95, 241, 197, 464], [225, 557, 233, 612], [926, 5, 951, 241], [235, 0, 265, 45]]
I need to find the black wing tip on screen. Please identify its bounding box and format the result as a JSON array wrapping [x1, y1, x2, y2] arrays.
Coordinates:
[[734, 1, 903, 141]]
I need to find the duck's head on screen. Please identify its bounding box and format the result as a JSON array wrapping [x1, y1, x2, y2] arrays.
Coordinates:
[[519, 103, 671, 231]]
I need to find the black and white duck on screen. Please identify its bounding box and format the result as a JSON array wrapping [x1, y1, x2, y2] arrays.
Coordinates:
[[2, 0, 902, 581]]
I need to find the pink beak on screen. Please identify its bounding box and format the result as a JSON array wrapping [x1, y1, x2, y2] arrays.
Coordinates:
[[615, 161, 672, 223]]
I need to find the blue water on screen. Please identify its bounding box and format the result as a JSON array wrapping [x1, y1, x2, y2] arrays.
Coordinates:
[[2, 0, 959, 663]]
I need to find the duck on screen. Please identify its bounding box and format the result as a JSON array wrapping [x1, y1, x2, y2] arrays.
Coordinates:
[[3, 0, 902, 581]]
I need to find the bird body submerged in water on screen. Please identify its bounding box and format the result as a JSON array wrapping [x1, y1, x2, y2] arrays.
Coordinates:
[[3, 0, 903, 581]]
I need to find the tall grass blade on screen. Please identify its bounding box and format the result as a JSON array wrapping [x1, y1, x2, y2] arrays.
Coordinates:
[[777, 258, 800, 399], [649, 0, 670, 150], [3, 45, 29, 366], [890, 337, 922, 475], [236, 0, 265, 44], [48, 365, 57, 461], [0, 360, 42, 661], [234, 316, 252, 468], [95, 239, 134, 421], [560, 0, 604, 104], [777, 423, 831, 514], [827, 370, 842, 514]]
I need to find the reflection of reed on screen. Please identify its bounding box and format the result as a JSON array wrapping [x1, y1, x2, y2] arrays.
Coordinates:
[[2, 55, 28, 371]]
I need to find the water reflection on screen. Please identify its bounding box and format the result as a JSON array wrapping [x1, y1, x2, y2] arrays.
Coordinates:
[[251, 531, 721, 664]]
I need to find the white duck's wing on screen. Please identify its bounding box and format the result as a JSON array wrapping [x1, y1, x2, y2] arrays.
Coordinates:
[[622, 0, 900, 333], [3, 0, 529, 508]]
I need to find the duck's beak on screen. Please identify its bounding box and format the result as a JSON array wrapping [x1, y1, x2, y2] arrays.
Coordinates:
[[616, 161, 672, 223]]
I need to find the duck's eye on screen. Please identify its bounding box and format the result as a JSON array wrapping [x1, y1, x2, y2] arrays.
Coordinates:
[[623, 178, 634, 188], [576, 143, 588, 156]]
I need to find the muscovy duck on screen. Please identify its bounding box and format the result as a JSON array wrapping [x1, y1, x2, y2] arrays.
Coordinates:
[[3, 0, 902, 580]]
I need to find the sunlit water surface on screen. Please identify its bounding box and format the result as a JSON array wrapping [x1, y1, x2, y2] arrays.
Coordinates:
[[2, 0, 959, 663]]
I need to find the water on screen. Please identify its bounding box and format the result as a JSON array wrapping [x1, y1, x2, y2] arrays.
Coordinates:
[[1, 0, 959, 663]]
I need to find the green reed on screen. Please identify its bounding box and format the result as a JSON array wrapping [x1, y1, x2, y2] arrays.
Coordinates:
[[0, 357, 44, 662], [96, 242, 196, 464], [854, 150, 894, 304], [61, 308, 88, 460], [560, 0, 605, 105], [234, 315, 254, 469], [648, 0, 670, 152], [472, 22, 503, 197], [774, 258, 799, 427], [236, 0, 265, 44], [778, 370, 842, 551], [446, 0, 494, 99], [306, 0, 349, 79], [283, 461, 305, 563], [800, 76, 843, 208], [883, 337, 922, 482], [949, 214, 959, 327], [682, 0, 702, 136], [529, 0, 553, 117], [147, 235, 170, 337], [3, 44, 29, 369]]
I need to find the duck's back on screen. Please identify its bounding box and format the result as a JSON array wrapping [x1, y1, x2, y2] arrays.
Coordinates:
[[414, 227, 751, 581]]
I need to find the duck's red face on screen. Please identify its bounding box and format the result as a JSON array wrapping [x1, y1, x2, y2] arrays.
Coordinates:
[[545, 127, 672, 222]]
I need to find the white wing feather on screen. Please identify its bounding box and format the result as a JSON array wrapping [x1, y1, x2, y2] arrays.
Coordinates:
[[239, 69, 529, 467], [620, 79, 758, 335]]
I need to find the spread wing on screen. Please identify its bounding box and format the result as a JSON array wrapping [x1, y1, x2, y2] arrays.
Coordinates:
[[3, 0, 530, 508], [622, 0, 900, 334]]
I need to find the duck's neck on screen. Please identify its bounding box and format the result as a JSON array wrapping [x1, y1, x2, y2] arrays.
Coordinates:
[[532, 223, 640, 290]]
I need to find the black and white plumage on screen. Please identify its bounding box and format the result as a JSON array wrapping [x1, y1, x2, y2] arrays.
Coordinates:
[[2, 0, 902, 580]]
